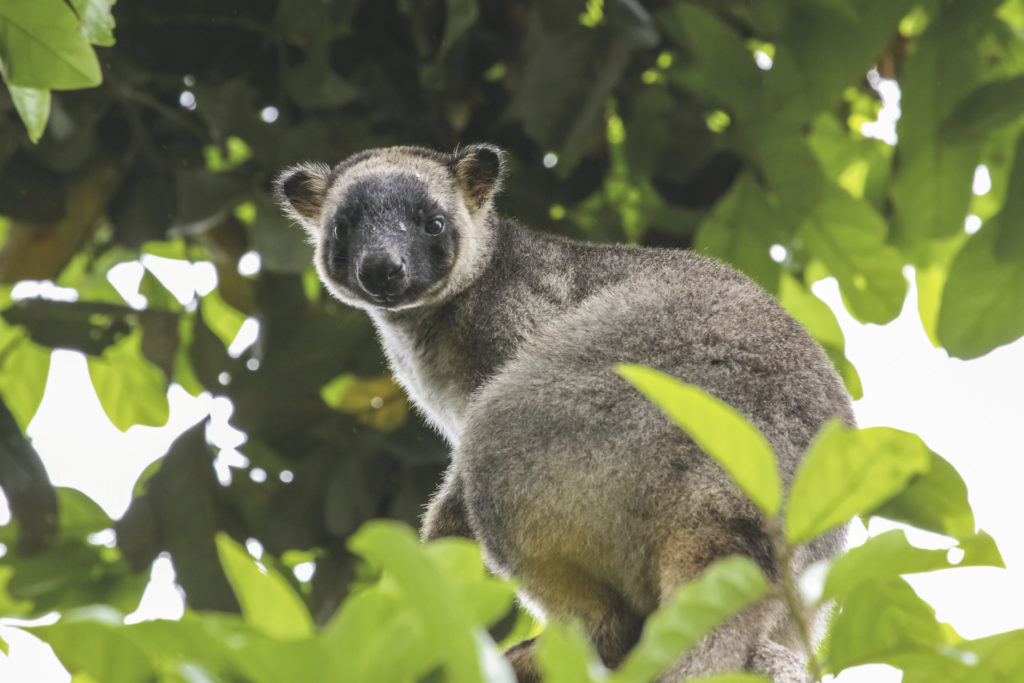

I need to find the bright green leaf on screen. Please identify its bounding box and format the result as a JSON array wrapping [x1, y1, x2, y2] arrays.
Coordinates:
[[215, 533, 314, 641], [537, 621, 605, 683], [612, 556, 769, 683], [937, 223, 1024, 359], [0, 0, 103, 88], [200, 287, 248, 349], [30, 617, 157, 682], [347, 520, 486, 683], [70, 0, 116, 47], [869, 450, 975, 538], [914, 233, 970, 348], [87, 330, 169, 431], [5, 82, 50, 142], [822, 529, 1003, 601], [786, 423, 931, 544], [321, 587, 435, 683], [827, 578, 955, 672], [0, 330, 50, 431], [423, 538, 517, 628], [617, 364, 781, 516]]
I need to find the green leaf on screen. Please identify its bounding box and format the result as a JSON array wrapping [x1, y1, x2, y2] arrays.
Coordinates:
[[937, 223, 1024, 359], [346, 520, 487, 683], [616, 364, 781, 516], [31, 616, 157, 682], [942, 75, 1024, 142], [422, 538, 516, 628], [0, 329, 50, 431], [537, 621, 605, 683], [827, 578, 955, 672], [747, 124, 828, 222], [87, 330, 169, 431], [773, 0, 914, 116], [32, 610, 327, 683], [992, 130, 1024, 261], [55, 487, 111, 542], [694, 173, 786, 294], [215, 533, 315, 641], [869, 450, 975, 538], [70, 0, 116, 47], [321, 588, 435, 683], [658, 3, 763, 117], [822, 529, 1004, 602], [798, 185, 907, 325], [890, 0, 999, 239], [785, 423, 931, 544], [612, 556, 769, 683], [0, 0, 102, 88], [200, 287, 248, 349], [5, 83, 50, 142]]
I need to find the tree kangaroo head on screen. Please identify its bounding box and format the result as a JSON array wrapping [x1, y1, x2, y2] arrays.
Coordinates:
[[274, 144, 506, 311]]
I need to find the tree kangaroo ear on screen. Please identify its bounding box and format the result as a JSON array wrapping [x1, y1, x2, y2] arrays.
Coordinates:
[[452, 144, 506, 213], [274, 163, 332, 234]]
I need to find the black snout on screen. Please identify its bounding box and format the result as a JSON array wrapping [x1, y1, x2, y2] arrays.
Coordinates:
[[357, 252, 408, 298]]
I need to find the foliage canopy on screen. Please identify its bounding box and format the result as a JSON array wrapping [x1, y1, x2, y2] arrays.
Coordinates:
[[1, 0, 1023, 680]]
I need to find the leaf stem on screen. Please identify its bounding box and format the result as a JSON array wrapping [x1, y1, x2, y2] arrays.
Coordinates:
[[768, 516, 824, 682]]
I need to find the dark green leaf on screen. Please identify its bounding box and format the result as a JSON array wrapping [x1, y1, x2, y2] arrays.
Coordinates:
[[992, 130, 1024, 261], [773, 0, 914, 116], [511, 4, 656, 174], [891, 0, 1001, 239], [937, 223, 1024, 359], [694, 173, 785, 294], [659, 3, 763, 117], [942, 76, 1024, 141]]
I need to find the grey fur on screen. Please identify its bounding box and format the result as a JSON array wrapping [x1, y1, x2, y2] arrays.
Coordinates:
[[275, 144, 853, 682]]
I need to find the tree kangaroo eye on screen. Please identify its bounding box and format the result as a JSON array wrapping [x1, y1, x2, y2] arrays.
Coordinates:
[[331, 220, 345, 241], [425, 215, 445, 236]]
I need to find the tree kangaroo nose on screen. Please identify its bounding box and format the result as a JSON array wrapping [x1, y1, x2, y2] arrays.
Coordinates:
[[357, 252, 407, 296]]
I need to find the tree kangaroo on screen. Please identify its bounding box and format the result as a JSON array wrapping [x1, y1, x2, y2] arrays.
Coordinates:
[[275, 144, 853, 682]]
